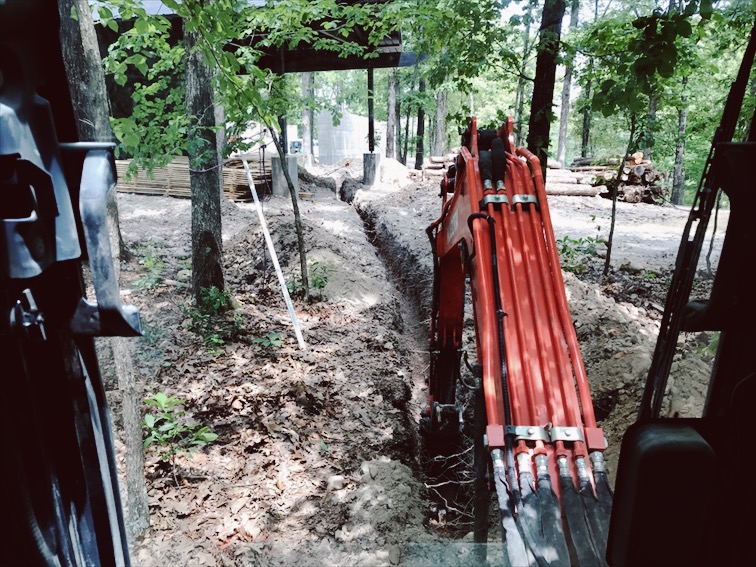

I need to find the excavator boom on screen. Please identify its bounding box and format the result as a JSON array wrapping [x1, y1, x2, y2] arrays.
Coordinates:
[[426, 117, 611, 565]]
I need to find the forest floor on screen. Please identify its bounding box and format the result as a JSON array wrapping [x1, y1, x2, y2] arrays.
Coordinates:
[[106, 158, 727, 566]]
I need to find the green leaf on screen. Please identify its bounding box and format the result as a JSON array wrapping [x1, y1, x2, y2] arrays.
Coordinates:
[[135, 17, 150, 35], [107, 18, 118, 32], [320, 440, 329, 453], [69, 5, 78, 21]]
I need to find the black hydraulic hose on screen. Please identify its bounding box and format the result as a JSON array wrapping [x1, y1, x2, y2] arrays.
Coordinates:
[[467, 213, 512, 428], [467, 212, 521, 507]]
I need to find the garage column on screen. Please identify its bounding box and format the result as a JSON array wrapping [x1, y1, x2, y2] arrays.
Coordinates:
[[271, 155, 299, 197], [363, 66, 378, 186]]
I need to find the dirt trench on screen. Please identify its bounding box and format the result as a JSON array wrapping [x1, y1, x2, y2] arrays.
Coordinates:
[[113, 159, 720, 566]]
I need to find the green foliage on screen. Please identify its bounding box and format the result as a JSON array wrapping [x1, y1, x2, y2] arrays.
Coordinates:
[[143, 392, 218, 465], [696, 331, 720, 358], [98, 0, 188, 172], [287, 261, 334, 297], [557, 232, 602, 274], [133, 245, 164, 290], [252, 331, 284, 349], [186, 286, 241, 354]]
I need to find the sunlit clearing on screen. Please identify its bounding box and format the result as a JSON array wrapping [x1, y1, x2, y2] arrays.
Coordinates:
[[322, 219, 352, 235]]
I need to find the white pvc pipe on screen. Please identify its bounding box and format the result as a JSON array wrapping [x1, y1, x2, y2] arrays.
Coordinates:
[[241, 157, 307, 351]]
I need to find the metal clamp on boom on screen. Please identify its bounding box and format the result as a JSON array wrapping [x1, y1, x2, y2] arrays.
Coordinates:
[[549, 426, 585, 443], [479, 194, 509, 209], [505, 424, 551, 442], [511, 194, 538, 208], [69, 147, 141, 337]]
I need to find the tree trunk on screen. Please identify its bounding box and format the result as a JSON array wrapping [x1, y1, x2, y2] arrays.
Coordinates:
[[402, 110, 411, 165], [185, 28, 224, 304], [269, 124, 309, 295], [301, 72, 313, 165], [643, 89, 657, 161], [604, 114, 637, 277], [57, 0, 148, 537], [514, 0, 536, 144], [432, 89, 447, 156], [414, 78, 426, 170], [581, 77, 592, 157], [672, 79, 688, 205], [527, 0, 566, 182], [581, 0, 600, 158], [386, 68, 397, 159], [557, 0, 579, 166]]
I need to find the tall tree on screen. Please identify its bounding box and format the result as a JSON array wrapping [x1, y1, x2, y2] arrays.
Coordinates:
[[386, 68, 397, 159], [671, 79, 688, 205], [415, 77, 426, 170], [57, 0, 149, 537], [557, 0, 580, 166], [581, 0, 600, 158], [184, 25, 224, 303], [527, 0, 566, 179], [301, 72, 314, 165], [432, 89, 447, 156], [514, 1, 537, 144]]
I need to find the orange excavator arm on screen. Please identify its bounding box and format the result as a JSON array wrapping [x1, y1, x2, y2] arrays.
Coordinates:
[[426, 117, 611, 565]]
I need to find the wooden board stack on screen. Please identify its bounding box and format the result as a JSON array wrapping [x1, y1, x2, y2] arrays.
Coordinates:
[[115, 153, 272, 202]]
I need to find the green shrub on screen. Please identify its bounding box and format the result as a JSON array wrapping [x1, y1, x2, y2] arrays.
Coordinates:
[[143, 392, 217, 481], [133, 246, 164, 289]]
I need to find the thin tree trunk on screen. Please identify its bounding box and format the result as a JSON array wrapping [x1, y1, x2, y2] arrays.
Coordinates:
[[527, 0, 566, 182], [57, 0, 148, 538], [185, 28, 224, 304], [402, 109, 411, 165], [644, 88, 657, 161], [395, 71, 402, 161], [386, 68, 397, 159], [557, 0, 580, 166], [581, 0, 600, 158], [268, 124, 309, 295], [581, 77, 592, 157], [415, 78, 426, 170], [301, 72, 313, 165], [671, 78, 688, 205], [432, 90, 447, 156], [604, 114, 637, 277], [514, 0, 536, 144]]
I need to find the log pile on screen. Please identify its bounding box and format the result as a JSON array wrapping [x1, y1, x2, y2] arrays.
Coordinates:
[[115, 154, 272, 202], [421, 154, 456, 180], [545, 166, 604, 197], [569, 152, 666, 204]]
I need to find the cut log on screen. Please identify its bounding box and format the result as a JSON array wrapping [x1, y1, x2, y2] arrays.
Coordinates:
[[545, 182, 602, 196]]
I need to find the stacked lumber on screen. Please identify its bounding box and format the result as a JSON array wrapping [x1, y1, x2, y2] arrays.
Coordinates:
[[115, 154, 272, 202]]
